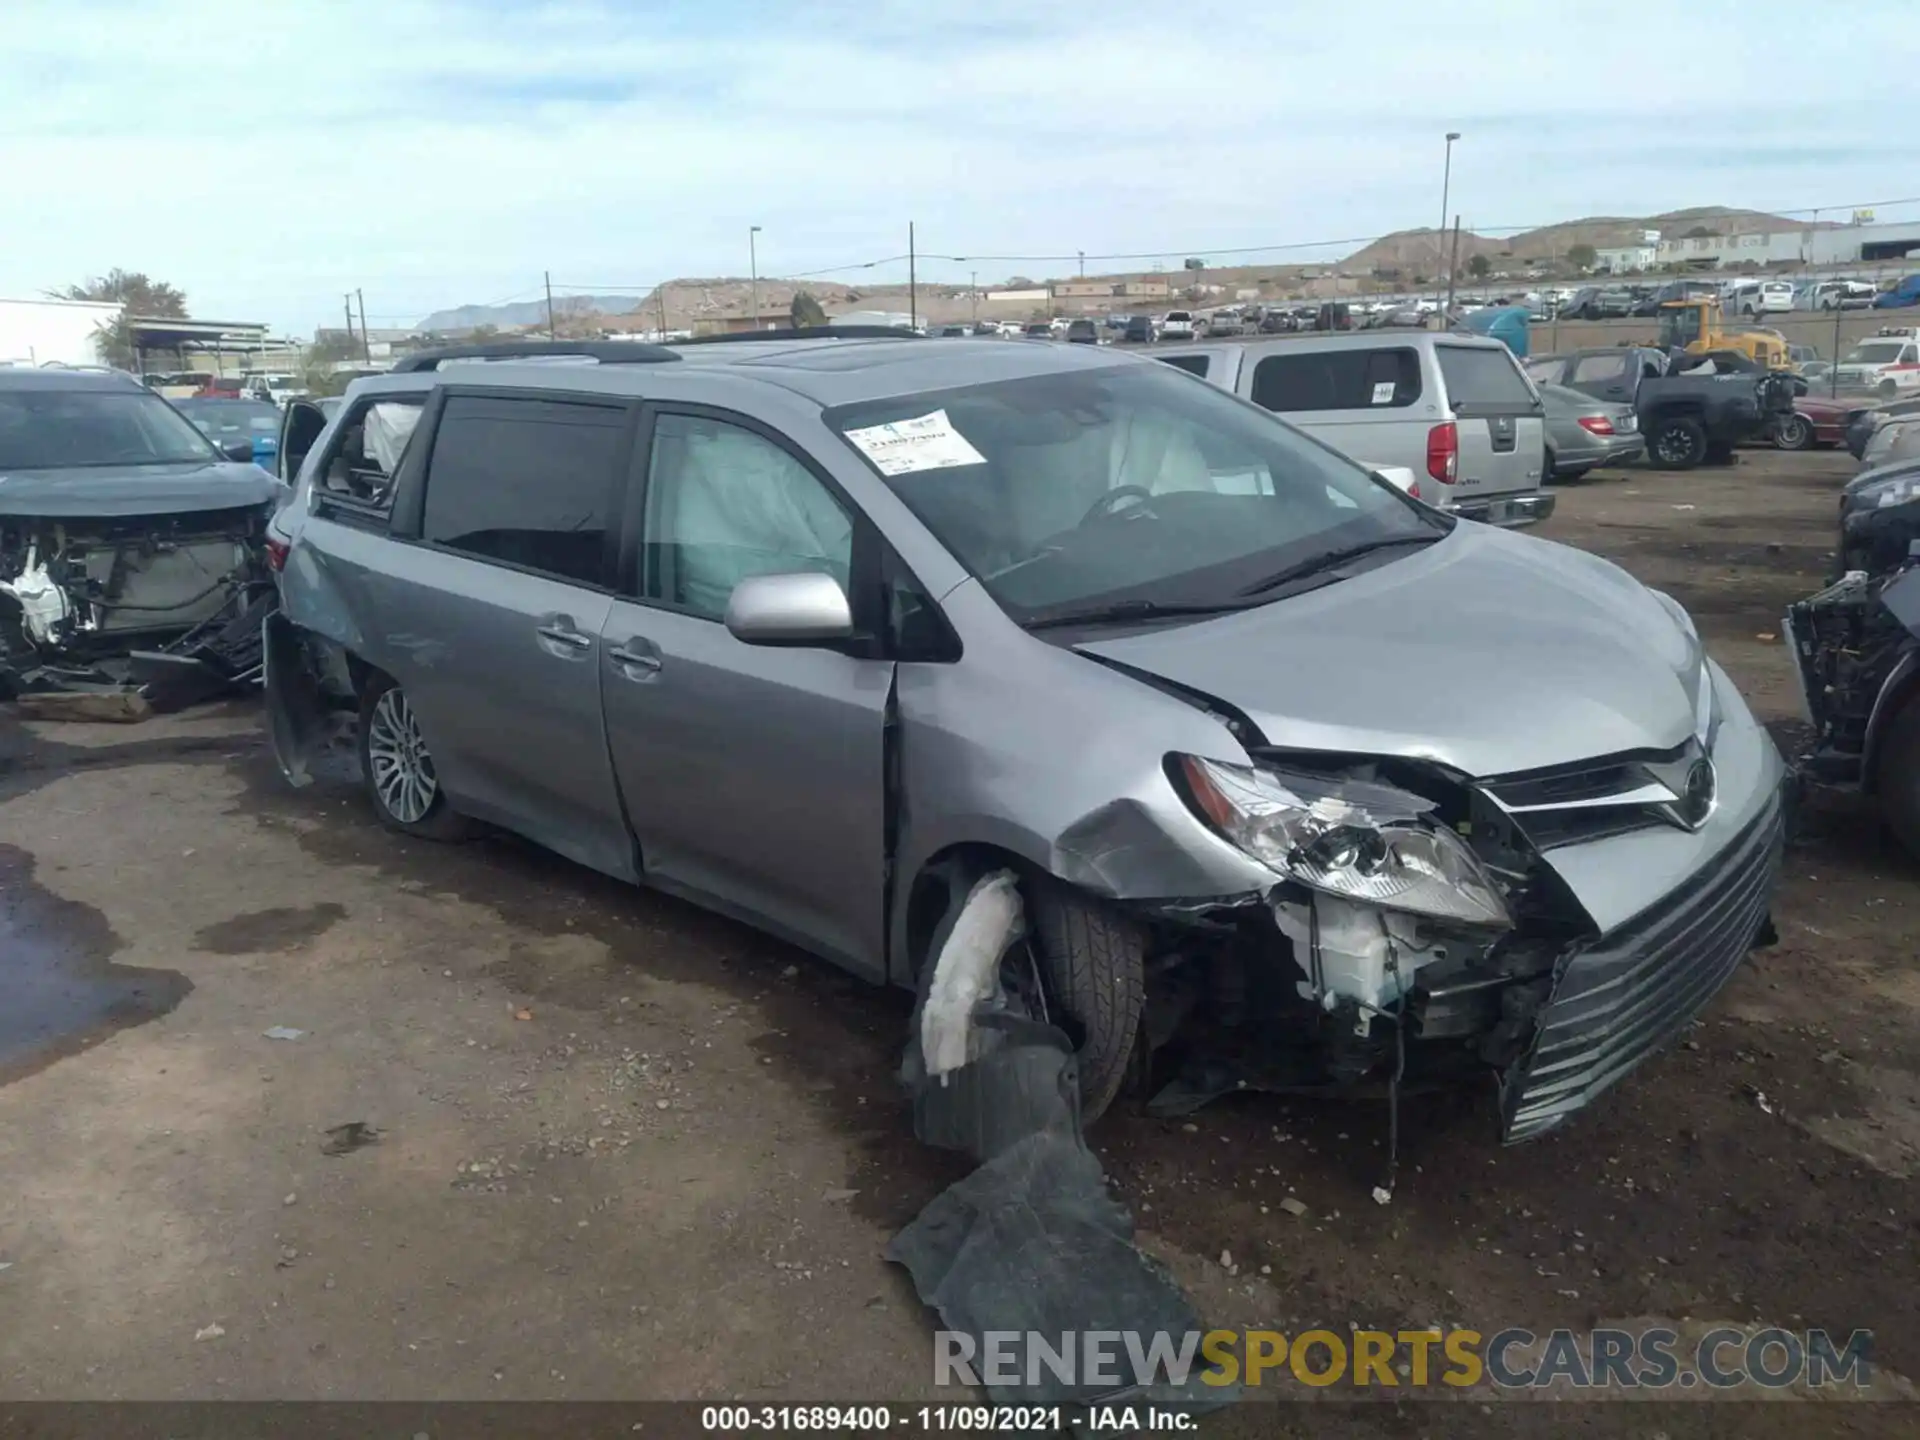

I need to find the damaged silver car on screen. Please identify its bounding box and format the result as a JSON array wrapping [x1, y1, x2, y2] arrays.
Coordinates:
[[266, 337, 1786, 1143], [0, 368, 282, 696]]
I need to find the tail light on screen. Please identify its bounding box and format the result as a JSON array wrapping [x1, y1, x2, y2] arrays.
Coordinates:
[[1425, 422, 1458, 485], [1576, 415, 1616, 436], [265, 535, 289, 572]]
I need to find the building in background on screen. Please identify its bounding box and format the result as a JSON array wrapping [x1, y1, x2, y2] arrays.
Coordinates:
[[0, 297, 122, 367], [1594, 244, 1658, 273]]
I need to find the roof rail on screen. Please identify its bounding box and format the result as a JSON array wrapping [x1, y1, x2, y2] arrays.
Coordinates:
[[391, 341, 682, 373], [668, 326, 925, 346]]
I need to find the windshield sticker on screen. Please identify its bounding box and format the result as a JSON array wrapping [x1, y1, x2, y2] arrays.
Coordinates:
[[1371, 381, 1396, 405], [843, 409, 986, 475]]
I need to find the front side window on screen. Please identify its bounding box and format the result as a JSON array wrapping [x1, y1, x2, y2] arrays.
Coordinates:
[[642, 414, 853, 622], [1845, 343, 1904, 365], [828, 363, 1440, 626], [0, 388, 216, 468], [421, 395, 624, 586]]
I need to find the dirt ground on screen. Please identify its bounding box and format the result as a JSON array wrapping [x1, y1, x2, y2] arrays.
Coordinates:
[[0, 447, 1915, 1435]]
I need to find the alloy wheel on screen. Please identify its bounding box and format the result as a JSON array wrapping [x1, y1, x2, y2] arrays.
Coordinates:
[[366, 687, 437, 824]]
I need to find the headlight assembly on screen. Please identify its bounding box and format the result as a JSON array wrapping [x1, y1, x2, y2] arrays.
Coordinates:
[[1175, 755, 1512, 928]]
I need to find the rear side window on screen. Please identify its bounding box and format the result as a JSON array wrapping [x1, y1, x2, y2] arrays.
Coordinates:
[[1434, 345, 1536, 409], [1570, 353, 1628, 384], [1249, 347, 1422, 412], [421, 395, 625, 586], [1156, 355, 1212, 378]]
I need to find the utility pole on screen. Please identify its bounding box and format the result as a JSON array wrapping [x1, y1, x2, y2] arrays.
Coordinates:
[[1831, 293, 1843, 399], [1444, 217, 1462, 318], [749, 225, 762, 330], [545, 271, 556, 339], [970, 270, 978, 324], [343, 294, 356, 354], [657, 282, 669, 339], [908, 222, 918, 331], [1078, 250, 1085, 278], [1438, 131, 1460, 301], [356, 289, 370, 362]]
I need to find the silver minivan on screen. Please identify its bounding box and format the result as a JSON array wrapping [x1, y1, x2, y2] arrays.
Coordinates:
[[1153, 333, 1554, 525], [266, 335, 1780, 1144]]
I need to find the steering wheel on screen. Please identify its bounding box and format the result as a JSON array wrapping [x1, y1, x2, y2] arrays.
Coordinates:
[[1078, 484, 1157, 527]]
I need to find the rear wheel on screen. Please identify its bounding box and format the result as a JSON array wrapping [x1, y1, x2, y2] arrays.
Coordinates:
[[1774, 414, 1814, 451], [1648, 415, 1708, 469], [358, 674, 471, 840], [1878, 693, 1920, 862]]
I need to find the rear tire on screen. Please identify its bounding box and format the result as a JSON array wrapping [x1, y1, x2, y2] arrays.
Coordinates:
[[1029, 882, 1146, 1122], [1648, 415, 1708, 470], [1877, 693, 1920, 862], [358, 673, 472, 840], [1774, 414, 1814, 451]]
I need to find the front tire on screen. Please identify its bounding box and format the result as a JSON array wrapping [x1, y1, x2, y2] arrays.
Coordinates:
[[1774, 414, 1814, 451], [1648, 414, 1708, 470], [1029, 882, 1146, 1122], [358, 674, 470, 839], [1880, 379, 1900, 400]]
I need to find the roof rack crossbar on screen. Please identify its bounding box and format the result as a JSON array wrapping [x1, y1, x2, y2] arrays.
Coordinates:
[[391, 341, 682, 373], [668, 326, 925, 346]]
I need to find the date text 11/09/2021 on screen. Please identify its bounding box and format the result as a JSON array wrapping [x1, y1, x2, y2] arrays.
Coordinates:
[[700, 1407, 1146, 1433]]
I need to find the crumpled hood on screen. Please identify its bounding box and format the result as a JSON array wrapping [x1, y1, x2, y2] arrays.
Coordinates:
[[0, 460, 279, 519], [1076, 523, 1700, 778]]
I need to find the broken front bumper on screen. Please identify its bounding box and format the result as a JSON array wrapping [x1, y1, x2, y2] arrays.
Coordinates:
[[1500, 789, 1784, 1142]]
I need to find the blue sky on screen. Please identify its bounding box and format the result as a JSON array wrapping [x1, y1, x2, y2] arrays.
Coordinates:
[[3, 0, 1914, 333]]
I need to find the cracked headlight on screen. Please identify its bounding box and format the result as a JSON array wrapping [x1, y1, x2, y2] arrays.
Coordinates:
[[1175, 755, 1512, 928]]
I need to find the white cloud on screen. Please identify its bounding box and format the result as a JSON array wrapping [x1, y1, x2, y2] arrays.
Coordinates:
[[2, 0, 1912, 332]]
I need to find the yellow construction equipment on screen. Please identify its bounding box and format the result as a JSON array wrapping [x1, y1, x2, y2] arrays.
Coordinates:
[[1656, 296, 1790, 369]]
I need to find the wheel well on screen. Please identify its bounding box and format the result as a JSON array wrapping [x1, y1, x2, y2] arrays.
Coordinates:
[[1865, 666, 1920, 794], [902, 842, 1045, 985]]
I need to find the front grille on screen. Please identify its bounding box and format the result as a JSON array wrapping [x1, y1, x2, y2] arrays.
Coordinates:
[[1501, 791, 1784, 1143], [1481, 739, 1709, 849]]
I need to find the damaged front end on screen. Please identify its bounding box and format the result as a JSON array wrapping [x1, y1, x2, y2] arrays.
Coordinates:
[[1135, 742, 1781, 1145], [1786, 478, 1920, 854], [0, 505, 276, 707]]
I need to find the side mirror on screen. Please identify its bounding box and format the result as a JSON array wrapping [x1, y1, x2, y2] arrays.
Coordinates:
[[724, 572, 855, 646], [220, 439, 255, 462]]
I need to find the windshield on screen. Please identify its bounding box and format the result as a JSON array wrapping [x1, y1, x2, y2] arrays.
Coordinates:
[[827, 363, 1442, 625], [1658, 307, 1703, 349], [0, 388, 218, 468], [173, 398, 281, 434], [1844, 343, 1904, 365]]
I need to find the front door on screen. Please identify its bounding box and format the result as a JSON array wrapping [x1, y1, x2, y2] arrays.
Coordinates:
[[390, 391, 636, 881], [600, 409, 892, 979]]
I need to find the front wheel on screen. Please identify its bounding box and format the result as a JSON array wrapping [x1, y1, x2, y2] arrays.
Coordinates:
[[1029, 882, 1146, 1122], [1648, 414, 1708, 469], [1774, 414, 1814, 451], [1880, 379, 1900, 400], [358, 674, 471, 839]]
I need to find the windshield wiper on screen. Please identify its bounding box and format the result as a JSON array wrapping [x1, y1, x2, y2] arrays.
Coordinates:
[[1023, 597, 1253, 631], [1236, 534, 1440, 597]]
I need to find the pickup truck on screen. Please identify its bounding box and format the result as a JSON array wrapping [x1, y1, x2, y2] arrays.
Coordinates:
[[1525, 347, 1792, 469]]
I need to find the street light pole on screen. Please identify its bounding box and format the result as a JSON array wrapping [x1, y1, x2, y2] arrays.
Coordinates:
[[1438, 131, 1460, 297], [970, 271, 978, 324], [749, 225, 762, 331]]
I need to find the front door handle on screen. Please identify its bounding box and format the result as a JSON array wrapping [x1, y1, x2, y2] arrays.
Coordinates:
[[535, 614, 594, 658]]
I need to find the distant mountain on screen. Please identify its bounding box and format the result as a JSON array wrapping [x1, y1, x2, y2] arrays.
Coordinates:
[[415, 294, 640, 333], [1342, 206, 1828, 275]]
